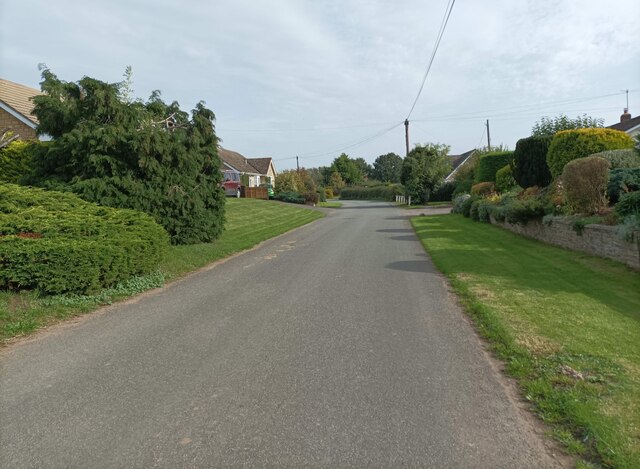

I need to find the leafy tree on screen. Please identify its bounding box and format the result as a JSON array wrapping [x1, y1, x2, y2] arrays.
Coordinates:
[[28, 68, 225, 245], [330, 153, 363, 184], [372, 152, 402, 183], [274, 170, 304, 193], [531, 114, 604, 137], [352, 157, 372, 180], [400, 143, 452, 203], [328, 171, 346, 194]]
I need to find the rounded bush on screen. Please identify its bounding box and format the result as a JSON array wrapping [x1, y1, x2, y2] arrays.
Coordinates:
[[495, 165, 517, 193], [562, 156, 610, 214], [512, 135, 553, 188], [547, 128, 634, 177], [475, 151, 515, 183], [471, 181, 495, 196], [590, 149, 640, 169], [0, 184, 168, 294]]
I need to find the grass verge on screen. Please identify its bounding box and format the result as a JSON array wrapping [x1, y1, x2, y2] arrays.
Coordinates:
[[319, 201, 342, 208], [0, 199, 323, 344], [411, 214, 640, 468], [400, 201, 452, 209]]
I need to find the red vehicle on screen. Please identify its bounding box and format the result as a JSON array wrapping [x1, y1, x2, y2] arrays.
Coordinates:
[[221, 170, 242, 197]]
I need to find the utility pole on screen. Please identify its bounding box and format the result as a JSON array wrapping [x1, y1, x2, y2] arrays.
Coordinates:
[[486, 119, 491, 152], [404, 119, 409, 156], [296, 156, 300, 172]]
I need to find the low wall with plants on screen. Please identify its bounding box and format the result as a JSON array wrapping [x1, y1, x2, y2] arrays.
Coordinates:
[[490, 216, 640, 270]]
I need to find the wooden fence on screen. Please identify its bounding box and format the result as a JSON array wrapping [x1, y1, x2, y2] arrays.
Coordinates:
[[241, 187, 269, 200]]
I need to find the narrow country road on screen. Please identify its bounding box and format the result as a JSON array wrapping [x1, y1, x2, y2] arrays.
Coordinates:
[[1, 201, 564, 468]]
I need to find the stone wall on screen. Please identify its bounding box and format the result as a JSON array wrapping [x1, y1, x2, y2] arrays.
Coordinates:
[[490, 216, 640, 270]]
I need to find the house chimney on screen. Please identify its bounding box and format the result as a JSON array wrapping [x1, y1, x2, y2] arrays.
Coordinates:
[[620, 108, 631, 123]]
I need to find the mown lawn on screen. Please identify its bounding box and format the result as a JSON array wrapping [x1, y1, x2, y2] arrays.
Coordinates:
[[412, 214, 640, 468], [0, 199, 323, 343]]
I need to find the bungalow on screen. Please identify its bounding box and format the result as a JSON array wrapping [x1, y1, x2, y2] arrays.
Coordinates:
[[218, 147, 277, 187], [0, 78, 45, 141], [607, 108, 640, 139]]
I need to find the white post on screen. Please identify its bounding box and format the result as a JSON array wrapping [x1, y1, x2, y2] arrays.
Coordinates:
[[408, 196, 411, 206]]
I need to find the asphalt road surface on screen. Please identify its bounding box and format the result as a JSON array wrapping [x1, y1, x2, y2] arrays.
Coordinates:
[[1, 201, 565, 468]]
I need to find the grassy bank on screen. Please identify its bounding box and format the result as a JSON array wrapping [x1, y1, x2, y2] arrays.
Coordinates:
[[412, 214, 640, 468], [0, 199, 323, 343]]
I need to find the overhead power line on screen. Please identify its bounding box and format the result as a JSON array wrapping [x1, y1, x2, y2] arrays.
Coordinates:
[[406, 0, 456, 120], [273, 121, 404, 162]]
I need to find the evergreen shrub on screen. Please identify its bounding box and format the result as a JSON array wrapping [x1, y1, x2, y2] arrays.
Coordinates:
[[495, 165, 517, 193], [591, 149, 640, 169], [0, 184, 168, 294], [274, 191, 305, 204], [547, 128, 633, 177], [0, 140, 40, 184], [430, 181, 456, 202], [607, 168, 640, 204], [615, 192, 640, 218], [512, 135, 553, 188]]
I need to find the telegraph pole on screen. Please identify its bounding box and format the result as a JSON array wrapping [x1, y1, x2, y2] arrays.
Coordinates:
[[404, 119, 410, 156], [486, 119, 491, 152], [296, 156, 300, 172]]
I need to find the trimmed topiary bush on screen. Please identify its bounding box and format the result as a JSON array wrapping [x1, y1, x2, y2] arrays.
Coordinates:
[[475, 151, 514, 183], [547, 128, 634, 177], [495, 165, 517, 193], [512, 135, 553, 188], [590, 149, 640, 169], [562, 156, 610, 214], [471, 181, 495, 196], [0, 183, 168, 294], [607, 168, 640, 204]]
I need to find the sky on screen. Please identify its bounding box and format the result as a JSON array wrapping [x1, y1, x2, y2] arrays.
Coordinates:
[[2, 0, 639, 171]]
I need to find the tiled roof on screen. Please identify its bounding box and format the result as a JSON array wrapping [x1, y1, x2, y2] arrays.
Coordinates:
[[449, 149, 476, 171], [247, 157, 273, 175], [0, 78, 43, 124], [218, 148, 261, 174], [608, 115, 640, 133]]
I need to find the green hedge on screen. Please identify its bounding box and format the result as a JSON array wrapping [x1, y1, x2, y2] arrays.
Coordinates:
[[547, 128, 634, 177], [0, 184, 168, 294], [339, 185, 403, 201], [274, 191, 305, 204], [475, 151, 514, 183], [562, 156, 610, 215], [512, 135, 553, 188]]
